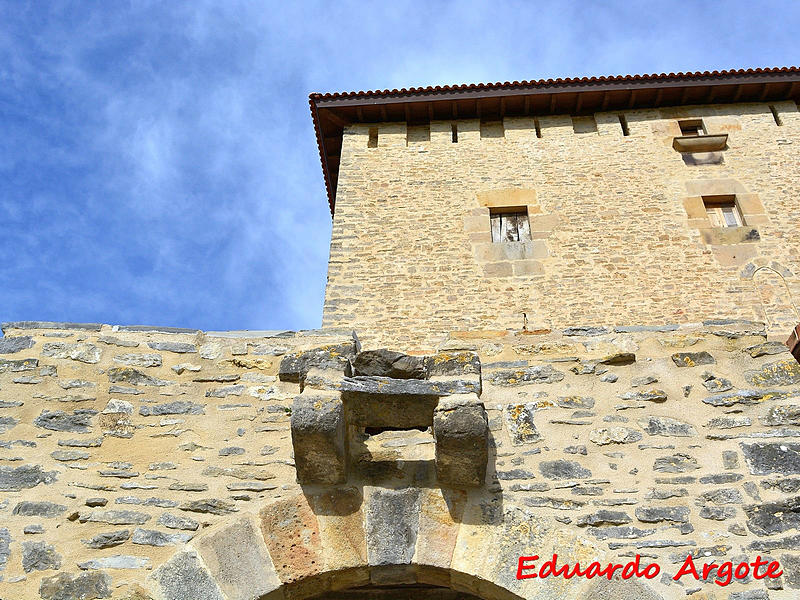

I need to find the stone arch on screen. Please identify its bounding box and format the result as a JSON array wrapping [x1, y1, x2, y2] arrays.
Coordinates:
[[145, 488, 667, 600], [741, 261, 799, 332]]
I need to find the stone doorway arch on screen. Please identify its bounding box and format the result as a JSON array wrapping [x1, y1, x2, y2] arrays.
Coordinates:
[[147, 488, 666, 600]]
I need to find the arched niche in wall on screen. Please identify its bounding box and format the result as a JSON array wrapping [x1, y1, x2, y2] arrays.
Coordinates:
[[741, 260, 800, 335]]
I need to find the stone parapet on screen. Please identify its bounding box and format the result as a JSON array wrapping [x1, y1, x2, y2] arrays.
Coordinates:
[[0, 321, 798, 598]]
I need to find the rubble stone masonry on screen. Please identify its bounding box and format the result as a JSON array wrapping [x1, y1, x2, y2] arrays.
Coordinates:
[[323, 101, 800, 349], [1, 320, 800, 599]]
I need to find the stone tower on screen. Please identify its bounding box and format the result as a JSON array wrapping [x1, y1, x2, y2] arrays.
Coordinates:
[[312, 69, 800, 351]]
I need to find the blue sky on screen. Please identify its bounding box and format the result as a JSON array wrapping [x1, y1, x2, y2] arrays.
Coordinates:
[[1, 1, 797, 332]]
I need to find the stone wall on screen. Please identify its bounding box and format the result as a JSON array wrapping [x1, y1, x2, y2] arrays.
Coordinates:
[[323, 101, 800, 349], [2, 320, 800, 599]]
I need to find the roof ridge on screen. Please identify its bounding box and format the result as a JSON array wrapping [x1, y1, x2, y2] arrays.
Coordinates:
[[310, 66, 800, 100]]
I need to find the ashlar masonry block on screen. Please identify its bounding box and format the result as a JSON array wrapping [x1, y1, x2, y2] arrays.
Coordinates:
[[290, 391, 347, 485]]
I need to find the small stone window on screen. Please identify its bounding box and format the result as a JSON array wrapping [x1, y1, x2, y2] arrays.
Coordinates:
[[703, 196, 744, 228], [679, 119, 705, 136], [490, 208, 530, 243]]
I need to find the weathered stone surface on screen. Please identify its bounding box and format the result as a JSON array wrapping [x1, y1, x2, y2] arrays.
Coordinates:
[[749, 534, 800, 551], [291, 392, 346, 484], [700, 506, 736, 520], [103, 399, 133, 415], [763, 479, 800, 496], [0, 357, 37, 372], [701, 373, 733, 392], [365, 487, 421, 565], [118, 325, 198, 333], [706, 416, 752, 428], [13, 501, 66, 518], [131, 527, 192, 546], [503, 402, 540, 445], [589, 426, 642, 445], [563, 326, 609, 336], [703, 388, 786, 407], [699, 473, 743, 484], [34, 409, 95, 432], [108, 367, 170, 386], [0, 416, 17, 433], [576, 510, 632, 526], [0, 464, 58, 491], [353, 349, 425, 379], [653, 453, 699, 473], [42, 342, 101, 363], [139, 401, 204, 416], [645, 487, 687, 499], [79, 555, 151, 570], [59, 437, 103, 447], [152, 549, 225, 600], [638, 416, 697, 437], [201, 465, 274, 480], [0, 335, 34, 354], [194, 374, 240, 382], [0, 528, 9, 573], [79, 510, 151, 525], [425, 351, 481, 377], [745, 497, 800, 535], [51, 449, 90, 461], [113, 353, 162, 367], [341, 375, 479, 396], [635, 506, 690, 523], [115, 496, 176, 507], [218, 446, 245, 456], [747, 341, 791, 358], [147, 341, 197, 353], [617, 389, 668, 403], [587, 525, 656, 539], [82, 529, 131, 549], [278, 342, 355, 383], [671, 351, 715, 367], [745, 359, 800, 387], [206, 384, 245, 398], [98, 335, 139, 347], [701, 488, 743, 505], [169, 482, 210, 491], [781, 553, 800, 589], [487, 365, 564, 386], [4, 320, 101, 331], [539, 460, 591, 480], [761, 404, 800, 426], [39, 572, 112, 600], [226, 481, 277, 491], [172, 362, 201, 374], [741, 442, 800, 475], [557, 396, 595, 409], [433, 399, 488, 487], [259, 495, 322, 584], [159, 513, 199, 531], [195, 515, 282, 600], [22, 540, 62, 572], [179, 499, 237, 515]]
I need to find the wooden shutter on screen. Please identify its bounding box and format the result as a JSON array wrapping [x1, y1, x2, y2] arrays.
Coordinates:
[[501, 214, 520, 242], [490, 214, 502, 242]]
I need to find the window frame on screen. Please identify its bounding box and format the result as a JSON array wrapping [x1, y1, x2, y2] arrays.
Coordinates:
[[703, 195, 745, 228], [489, 207, 531, 243], [678, 119, 705, 137]]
